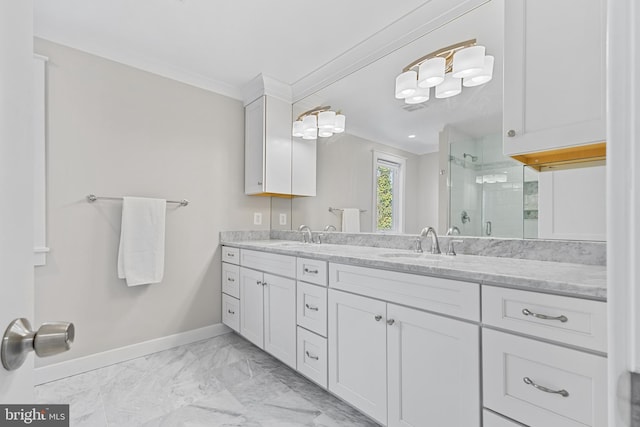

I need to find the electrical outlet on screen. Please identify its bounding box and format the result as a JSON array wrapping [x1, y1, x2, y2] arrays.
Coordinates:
[[279, 213, 287, 225], [253, 212, 262, 225]]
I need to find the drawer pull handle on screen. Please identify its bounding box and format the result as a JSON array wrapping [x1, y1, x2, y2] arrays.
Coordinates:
[[304, 267, 319, 274], [227, 309, 235, 315], [522, 308, 568, 323], [305, 303, 319, 311], [227, 277, 235, 282], [305, 351, 319, 360], [374, 315, 382, 322], [523, 377, 569, 397], [227, 253, 235, 257]]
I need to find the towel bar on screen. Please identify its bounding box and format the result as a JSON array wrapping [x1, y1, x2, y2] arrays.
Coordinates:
[[87, 194, 189, 207]]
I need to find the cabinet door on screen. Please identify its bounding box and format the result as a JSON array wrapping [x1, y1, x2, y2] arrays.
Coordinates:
[[245, 97, 265, 195], [503, 0, 606, 156], [263, 273, 296, 368], [239, 267, 264, 348], [328, 290, 387, 425], [263, 96, 292, 195], [387, 304, 480, 427]]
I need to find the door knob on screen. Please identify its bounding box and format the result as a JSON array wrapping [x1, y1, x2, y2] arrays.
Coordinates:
[[1, 318, 75, 371]]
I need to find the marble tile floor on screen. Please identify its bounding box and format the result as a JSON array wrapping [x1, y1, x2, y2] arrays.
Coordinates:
[[36, 332, 379, 427]]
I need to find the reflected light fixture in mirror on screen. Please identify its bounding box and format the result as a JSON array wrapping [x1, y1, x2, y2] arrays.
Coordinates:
[[394, 38, 494, 104], [292, 105, 346, 140]]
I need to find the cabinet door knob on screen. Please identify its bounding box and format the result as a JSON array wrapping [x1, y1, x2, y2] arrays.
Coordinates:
[[507, 129, 516, 137], [374, 315, 382, 322], [387, 319, 395, 326], [256, 280, 262, 286], [262, 281, 268, 286], [257, 181, 263, 186]]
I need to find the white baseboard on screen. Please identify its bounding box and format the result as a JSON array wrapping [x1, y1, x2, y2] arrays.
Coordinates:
[[34, 323, 232, 385]]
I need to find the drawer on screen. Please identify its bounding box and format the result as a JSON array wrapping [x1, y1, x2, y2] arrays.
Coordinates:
[[297, 257, 328, 286], [329, 263, 480, 321], [222, 246, 240, 265], [297, 282, 327, 337], [483, 410, 526, 427], [297, 327, 327, 389], [241, 249, 296, 278], [482, 286, 607, 353], [222, 262, 240, 298], [483, 329, 607, 427], [222, 294, 240, 332]]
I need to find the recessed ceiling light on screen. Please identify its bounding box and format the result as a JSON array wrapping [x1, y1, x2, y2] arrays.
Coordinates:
[[408, 134, 416, 139]]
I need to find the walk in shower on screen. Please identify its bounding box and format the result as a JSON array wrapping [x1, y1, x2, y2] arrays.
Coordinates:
[[448, 133, 537, 238]]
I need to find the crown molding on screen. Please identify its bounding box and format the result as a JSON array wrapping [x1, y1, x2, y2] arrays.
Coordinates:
[[291, 0, 489, 102], [242, 74, 293, 106]]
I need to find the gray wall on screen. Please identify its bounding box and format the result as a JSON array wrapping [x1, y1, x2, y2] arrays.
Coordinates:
[[34, 39, 269, 366], [291, 133, 421, 234]]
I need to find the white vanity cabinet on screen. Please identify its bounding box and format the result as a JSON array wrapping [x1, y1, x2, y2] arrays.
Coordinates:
[[236, 249, 297, 369], [295, 257, 329, 389], [244, 94, 316, 197], [482, 287, 607, 427], [221, 251, 240, 333], [245, 95, 292, 196], [503, 0, 606, 159], [328, 263, 481, 427]]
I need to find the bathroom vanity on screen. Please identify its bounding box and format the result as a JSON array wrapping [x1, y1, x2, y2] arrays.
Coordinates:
[[220, 235, 606, 427]]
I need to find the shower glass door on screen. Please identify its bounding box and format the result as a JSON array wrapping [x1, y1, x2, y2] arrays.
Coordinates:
[[449, 133, 524, 238]]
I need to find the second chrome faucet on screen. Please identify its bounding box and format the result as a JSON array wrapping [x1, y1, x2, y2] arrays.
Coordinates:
[[416, 227, 441, 254]]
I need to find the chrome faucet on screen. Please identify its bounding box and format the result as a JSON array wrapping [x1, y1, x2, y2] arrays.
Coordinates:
[[298, 224, 313, 243], [446, 226, 461, 236], [324, 225, 337, 232], [417, 227, 441, 254]]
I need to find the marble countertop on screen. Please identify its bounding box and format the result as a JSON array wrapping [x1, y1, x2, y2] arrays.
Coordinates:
[[221, 239, 607, 301]]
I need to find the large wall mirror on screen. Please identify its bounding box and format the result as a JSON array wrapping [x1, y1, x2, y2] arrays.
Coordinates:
[[274, 0, 606, 241]]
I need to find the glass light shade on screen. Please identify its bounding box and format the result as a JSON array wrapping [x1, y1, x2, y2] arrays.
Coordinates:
[[418, 57, 445, 88], [463, 55, 494, 87], [395, 70, 417, 99], [452, 45, 486, 78], [435, 73, 462, 98], [302, 128, 317, 140], [318, 129, 333, 138], [317, 110, 336, 129], [333, 114, 346, 133], [292, 120, 304, 137], [405, 87, 430, 104], [302, 115, 317, 131]]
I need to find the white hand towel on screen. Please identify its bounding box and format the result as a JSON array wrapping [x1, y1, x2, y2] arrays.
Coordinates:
[[341, 208, 360, 233], [117, 197, 167, 286]]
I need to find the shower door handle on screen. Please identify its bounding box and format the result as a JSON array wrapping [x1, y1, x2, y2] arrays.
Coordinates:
[[485, 221, 492, 236]]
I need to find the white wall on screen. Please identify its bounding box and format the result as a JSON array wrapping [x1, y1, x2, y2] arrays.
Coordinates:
[[417, 152, 439, 231], [33, 39, 270, 366]]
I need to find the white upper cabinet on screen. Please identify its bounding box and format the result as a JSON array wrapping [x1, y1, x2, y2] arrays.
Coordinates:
[[503, 0, 606, 159], [245, 95, 293, 195]]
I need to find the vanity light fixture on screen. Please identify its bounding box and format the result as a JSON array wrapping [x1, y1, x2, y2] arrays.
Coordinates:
[[292, 105, 345, 140], [394, 39, 494, 104]]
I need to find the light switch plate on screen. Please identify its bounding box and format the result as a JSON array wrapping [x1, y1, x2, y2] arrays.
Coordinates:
[[253, 212, 262, 225], [279, 213, 287, 225]]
